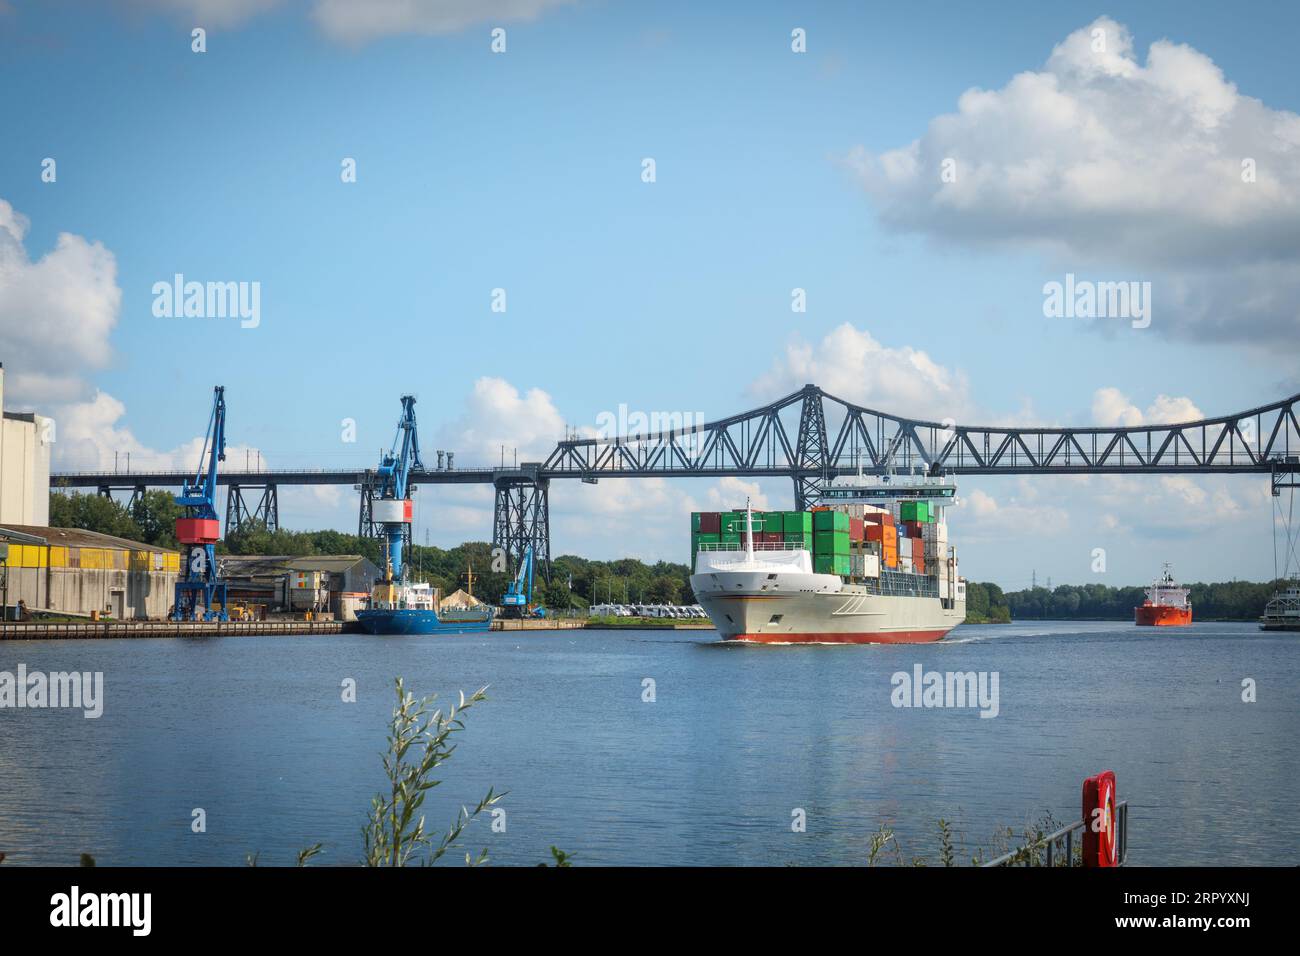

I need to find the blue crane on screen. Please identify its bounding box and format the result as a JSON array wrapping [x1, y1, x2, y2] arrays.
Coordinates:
[[373, 395, 423, 583], [501, 544, 546, 618], [172, 386, 229, 621]]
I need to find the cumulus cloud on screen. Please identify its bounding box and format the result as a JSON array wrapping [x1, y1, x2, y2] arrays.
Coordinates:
[[0, 199, 121, 404], [848, 17, 1300, 345], [1091, 387, 1204, 427], [751, 323, 972, 421], [435, 376, 566, 465], [52, 389, 264, 474]]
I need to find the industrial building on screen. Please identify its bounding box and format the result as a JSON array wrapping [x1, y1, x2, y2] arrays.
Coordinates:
[[220, 555, 381, 621], [0, 364, 52, 527], [0, 524, 180, 620]]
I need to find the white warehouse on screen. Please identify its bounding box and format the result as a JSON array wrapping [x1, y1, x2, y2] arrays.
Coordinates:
[[0, 364, 52, 527]]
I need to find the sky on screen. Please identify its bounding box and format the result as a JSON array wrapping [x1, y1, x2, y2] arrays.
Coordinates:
[[1, 0, 1298, 588]]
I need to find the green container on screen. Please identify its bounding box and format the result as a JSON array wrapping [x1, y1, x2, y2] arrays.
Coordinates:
[[900, 501, 930, 523], [782, 511, 813, 534], [691, 512, 702, 533], [813, 509, 849, 532], [784, 532, 813, 551], [720, 512, 752, 535], [719, 531, 741, 545], [814, 554, 852, 576], [813, 530, 850, 555]]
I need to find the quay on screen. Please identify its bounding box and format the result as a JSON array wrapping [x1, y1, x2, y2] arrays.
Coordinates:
[[0, 616, 704, 639]]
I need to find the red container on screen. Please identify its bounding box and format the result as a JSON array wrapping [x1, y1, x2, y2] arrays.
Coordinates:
[[849, 518, 864, 541], [865, 525, 884, 541], [759, 531, 782, 544], [698, 512, 721, 534], [176, 517, 220, 544]]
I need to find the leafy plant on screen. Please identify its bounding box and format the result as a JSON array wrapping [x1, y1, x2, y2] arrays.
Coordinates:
[[361, 678, 503, 867]]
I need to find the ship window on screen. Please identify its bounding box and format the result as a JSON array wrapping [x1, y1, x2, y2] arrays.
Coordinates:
[[769, 614, 783, 625], [767, 574, 777, 580]]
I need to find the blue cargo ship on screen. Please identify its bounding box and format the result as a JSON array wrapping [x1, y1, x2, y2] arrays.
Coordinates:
[[355, 582, 494, 635]]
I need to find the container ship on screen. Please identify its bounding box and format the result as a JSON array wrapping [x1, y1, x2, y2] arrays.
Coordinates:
[[688, 473, 966, 644], [1133, 564, 1192, 627]]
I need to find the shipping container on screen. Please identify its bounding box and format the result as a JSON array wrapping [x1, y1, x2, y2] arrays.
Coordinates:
[[813, 554, 852, 576], [813, 530, 850, 555], [782, 511, 813, 535], [900, 501, 930, 523], [813, 509, 850, 532], [849, 517, 864, 541], [698, 511, 721, 534]]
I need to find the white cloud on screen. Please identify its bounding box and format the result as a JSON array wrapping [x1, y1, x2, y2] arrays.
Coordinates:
[[1091, 387, 1204, 427], [848, 16, 1300, 344], [435, 376, 566, 465], [951, 481, 1070, 539], [0, 199, 120, 405], [126, 0, 286, 29], [752, 323, 972, 421], [311, 0, 575, 44], [51, 389, 264, 474], [125, 0, 575, 41]]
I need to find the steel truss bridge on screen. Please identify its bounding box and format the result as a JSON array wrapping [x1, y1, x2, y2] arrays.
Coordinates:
[[51, 385, 1300, 581]]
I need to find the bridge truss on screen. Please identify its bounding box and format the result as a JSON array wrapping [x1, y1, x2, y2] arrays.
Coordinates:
[[54, 385, 1300, 577]]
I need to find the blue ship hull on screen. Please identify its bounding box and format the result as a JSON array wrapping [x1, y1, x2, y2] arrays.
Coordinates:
[[355, 609, 494, 635]]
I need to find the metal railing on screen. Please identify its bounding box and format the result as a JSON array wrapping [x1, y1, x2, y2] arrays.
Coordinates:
[[981, 801, 1128, 867]]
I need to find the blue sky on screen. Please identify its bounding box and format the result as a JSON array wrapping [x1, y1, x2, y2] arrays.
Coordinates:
[[2, 0, 1297, 586]]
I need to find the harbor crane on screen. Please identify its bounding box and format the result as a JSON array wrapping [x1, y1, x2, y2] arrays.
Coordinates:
[[372, 395, 424, 586], [501, 544, 545, 618], [172, 386, 230, 621]]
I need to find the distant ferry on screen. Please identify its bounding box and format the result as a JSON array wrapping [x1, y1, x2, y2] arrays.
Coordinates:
[[1134, 564, 1192, 627], [1259, 582, 1300, 632]]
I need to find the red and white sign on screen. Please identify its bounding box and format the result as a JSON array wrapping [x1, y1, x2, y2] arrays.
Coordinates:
[[1081, 770, 1119, 867]]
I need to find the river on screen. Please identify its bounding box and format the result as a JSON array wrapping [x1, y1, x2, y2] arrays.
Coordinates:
[[0, 621, 1295, 866]]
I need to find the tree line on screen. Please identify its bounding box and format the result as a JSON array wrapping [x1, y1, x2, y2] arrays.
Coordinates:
[[46, 492, 1284, 619], [48, 491, 691, 609]]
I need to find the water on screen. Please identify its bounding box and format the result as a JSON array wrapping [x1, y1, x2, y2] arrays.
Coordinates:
[[1, 621, 1296, 866]]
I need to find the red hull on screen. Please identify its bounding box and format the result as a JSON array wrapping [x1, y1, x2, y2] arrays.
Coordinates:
[[1134, 605, 1192, 626], [725, 628, 951, 645]]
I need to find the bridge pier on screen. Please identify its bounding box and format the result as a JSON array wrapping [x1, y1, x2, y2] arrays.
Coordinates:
[[225, 483, 279, 536], [493, 467, 550, 584], [794, 384, 830, 509]]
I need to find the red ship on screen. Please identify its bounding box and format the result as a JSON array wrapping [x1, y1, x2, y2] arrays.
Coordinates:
[[1135, 564, 1192, 626]]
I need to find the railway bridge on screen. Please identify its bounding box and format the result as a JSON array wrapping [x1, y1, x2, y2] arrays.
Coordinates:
[[51, 385, 1300, 580]]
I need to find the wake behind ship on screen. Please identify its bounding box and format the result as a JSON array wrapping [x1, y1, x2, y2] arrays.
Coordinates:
[[689, 474, 966, 644]]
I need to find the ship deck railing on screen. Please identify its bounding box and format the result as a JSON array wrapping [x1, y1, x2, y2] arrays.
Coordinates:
[[981, 801, 1129, 867], [698, 542, 805, 552]]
